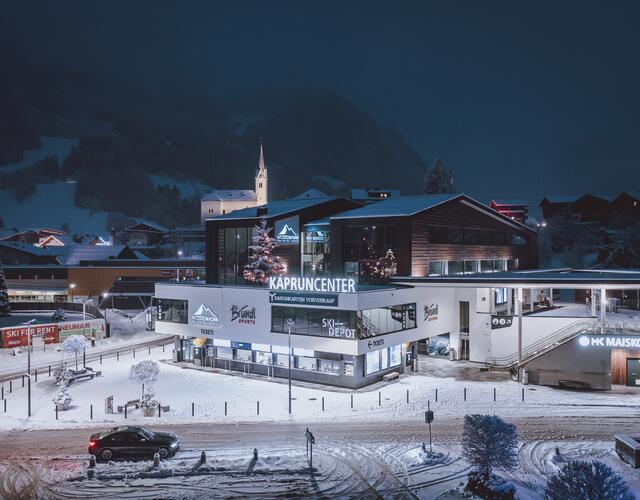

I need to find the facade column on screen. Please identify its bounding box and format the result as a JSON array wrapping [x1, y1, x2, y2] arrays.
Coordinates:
[[530, 288, 535, 312], [517, 288, 523, 366], [590, 289, 597, 317], [549, 288, 554, 307], [601, 288, 607, 333]]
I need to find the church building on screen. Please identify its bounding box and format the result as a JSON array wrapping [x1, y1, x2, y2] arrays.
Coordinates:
[[200, 141, 269, 225]]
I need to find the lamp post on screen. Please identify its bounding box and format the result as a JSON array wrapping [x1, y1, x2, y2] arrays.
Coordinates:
[[176, 250, 183, 281], [69, 283, 76, 303], [286, 318, 294, 415], [102, 292, 109, 320], [22, 319, 36, 374]]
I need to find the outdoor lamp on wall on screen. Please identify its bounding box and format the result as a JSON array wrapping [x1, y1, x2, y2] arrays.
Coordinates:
[[69, 283, 76, 303]]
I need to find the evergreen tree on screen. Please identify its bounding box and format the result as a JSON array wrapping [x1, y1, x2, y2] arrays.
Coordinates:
[[424, 159, 452, 194], [461, 414, 518, 479], [545, 461, 634, 500], [0, 261, 10, 317], [243, 218, 284, 284]]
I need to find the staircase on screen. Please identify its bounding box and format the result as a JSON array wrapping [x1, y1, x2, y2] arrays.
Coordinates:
[[357, 313, 380, 338], [485, 319, 598, 371]]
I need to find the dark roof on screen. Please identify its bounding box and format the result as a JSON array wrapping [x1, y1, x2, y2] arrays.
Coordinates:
[[394, 268, 640, 288], [490, 199, 529, 206], [122, 221, 169, 233], [351, 188, 401, 199], [207, 196, 341, 221], [0, 241, 58, 257], [539, 195, 580, 205]]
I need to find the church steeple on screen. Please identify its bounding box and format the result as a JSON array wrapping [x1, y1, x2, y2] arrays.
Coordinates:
[[255, 139, 268, 205]]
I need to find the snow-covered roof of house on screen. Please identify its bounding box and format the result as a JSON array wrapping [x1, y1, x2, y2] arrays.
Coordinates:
[[209, 196, 340, 221], [0, 241, 59, 257], [53, 245, 138, 265], [490, 199, 529, 206], [201, 190, 257, 202], [121, 221, 169, 234], [351, 188, 401, 199], [293, 189, 328, 199], [331, 194, 459, 219]]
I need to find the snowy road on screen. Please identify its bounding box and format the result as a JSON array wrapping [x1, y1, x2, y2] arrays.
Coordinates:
[[2, 417, 640, 499]]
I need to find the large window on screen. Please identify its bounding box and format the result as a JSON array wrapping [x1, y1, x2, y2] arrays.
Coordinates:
[[365, 350, 380, 375], [344, 225, 397, 267], [428, 226, 521, 246], [272, 304, 416, 339], [495, 288, 508, 305], [365, 345, 402, 375], [302, 231, 331, 276], [156, 298, 188, 323], [217, 227, 255, 284]]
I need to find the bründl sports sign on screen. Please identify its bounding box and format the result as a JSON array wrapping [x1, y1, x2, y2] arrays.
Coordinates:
[[191, 304, 219, 326], [230, 305, 256, 325]]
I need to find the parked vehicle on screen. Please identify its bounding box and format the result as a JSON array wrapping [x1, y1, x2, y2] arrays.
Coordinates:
[[88, 425, 180, 461]]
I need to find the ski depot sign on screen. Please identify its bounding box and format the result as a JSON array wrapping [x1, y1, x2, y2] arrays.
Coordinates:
[[578, 335, 640, 349], [269, 276, 356, 294]]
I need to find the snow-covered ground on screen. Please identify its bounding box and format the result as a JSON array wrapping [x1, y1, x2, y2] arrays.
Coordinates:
[[3, 343, 640, 432], [0, 136, 78, 174], [149, 174, 212, 200]]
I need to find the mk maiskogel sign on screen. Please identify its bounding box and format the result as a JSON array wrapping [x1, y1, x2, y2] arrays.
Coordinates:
[[268, 276, 356, 293], [578, 335, 640, 348]]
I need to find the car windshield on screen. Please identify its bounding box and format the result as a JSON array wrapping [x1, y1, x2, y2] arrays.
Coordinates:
[[138, 427, 155, 439]]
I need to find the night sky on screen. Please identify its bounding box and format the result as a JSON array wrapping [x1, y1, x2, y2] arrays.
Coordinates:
[[2, 0, 639, 208]]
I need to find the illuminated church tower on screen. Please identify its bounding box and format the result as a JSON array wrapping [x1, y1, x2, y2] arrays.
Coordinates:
[[255, 140, 268, 205]]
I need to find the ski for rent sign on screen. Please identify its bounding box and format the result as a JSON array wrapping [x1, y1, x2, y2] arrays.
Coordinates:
[[1, 324, 58, 348]]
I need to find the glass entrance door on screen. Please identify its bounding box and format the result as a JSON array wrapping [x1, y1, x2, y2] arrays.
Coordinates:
[[459, 301, 470, 360]]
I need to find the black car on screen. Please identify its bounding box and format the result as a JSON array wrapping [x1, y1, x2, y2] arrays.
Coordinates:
[[88, 426, 180, 461]]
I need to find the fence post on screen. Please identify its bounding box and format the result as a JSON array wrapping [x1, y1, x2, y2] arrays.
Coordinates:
[[55, 405, 58, 420], [257, 401, 260, 415], [49, 365, 51, 377], [100, 354, 103, 365], [521, 388, 524, 402], [322, 397, 325, 411], [117, 351, 119, 361], [435, 388, 438, 402], [493, 387, 496, 402], [124, 404, 127, 419], [464, 387, 467, 401], [225, 401, 227, 416], [350, 394, 353, 409], [90, 404, 93, 419], [378, 391, 381, 406], [406, 389, 409, 404], [192, 402, 195, 417], [158, 403, 161, 418]]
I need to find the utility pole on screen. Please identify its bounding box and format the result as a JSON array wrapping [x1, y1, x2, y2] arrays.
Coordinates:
[[286, 318, 294, 414]]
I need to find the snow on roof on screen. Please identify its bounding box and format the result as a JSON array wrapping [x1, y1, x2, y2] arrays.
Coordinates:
[[293, 189, 328, 199], [209, 196, 340, 221], [201, 190, 257, 202], [0, 241, 58, 257], [351, 188, 401, 199], [490, 199, 529, 206], [122, 221, 169, 233], [331, 194, 458, 219], [55, 245, 137, 265]]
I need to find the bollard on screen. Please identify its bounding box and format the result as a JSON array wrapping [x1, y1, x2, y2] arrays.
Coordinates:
[[100, 354, 103, 365], [192, 402, 195, 416], [163, 344, 165, 352], [322, 397, 325, 411], [124, 404, 127, 419], [494, 387, 496, 402], [253, 448, 258, 461], [90, 404, 93, 420], [148, 347, 151, 355], [407, 389, 409, 404], [378, 391, 381, 406], [351, 393, 353, 409], [3, 399, 6, 413], [9, 380, 12, 393], [117, 351, 119, 361], [87, 469, 95, 480], [435, 388, 438, 402], [153, 452, 160, 467], [158, 403, 161, 418], [522, 388, 524, 402], [200, 451, 206, 464], [35, 370, 38, 382], [89, 456, 96, 468], [225, 401, 227, 416], [49, 365, 51, 377], [1, 385, 3, 400], [55, 405, 59, 420], [22, 375, 24, 388], [464, 387, 467, 401], [257, 401, 260, 415], [133, 349, 136, 358]]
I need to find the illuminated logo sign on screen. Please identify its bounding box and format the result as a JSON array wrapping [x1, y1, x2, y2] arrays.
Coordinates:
[[578, 335, 640, 348], [269, 276, 356, 293], [491, 315, 513, 329], [231, 305, 256, 325], [191, 304, 219, 326], [275, 216, 300, 244], [322, 318, 356, 339], [305, 231, 325, 243], [424, 304, 439, 322]]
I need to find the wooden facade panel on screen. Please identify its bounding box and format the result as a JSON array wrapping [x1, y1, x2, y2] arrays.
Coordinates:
[[611, 349, 640, 385]]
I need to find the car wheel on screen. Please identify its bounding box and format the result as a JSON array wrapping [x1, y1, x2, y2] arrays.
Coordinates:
[[157, 447, 170, 459], [100, 449, 113, 460]]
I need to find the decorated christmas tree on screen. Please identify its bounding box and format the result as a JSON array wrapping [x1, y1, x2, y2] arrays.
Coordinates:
[[243, 218, 284, 284], [0, 261, 10, 317]]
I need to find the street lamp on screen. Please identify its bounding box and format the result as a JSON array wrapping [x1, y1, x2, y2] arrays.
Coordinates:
[[176, 250, 183, 281], [69, 283, 76, 303], [22, 319, 37, 374], [102, 292, 109, 320], [286, 318, 295, 415]]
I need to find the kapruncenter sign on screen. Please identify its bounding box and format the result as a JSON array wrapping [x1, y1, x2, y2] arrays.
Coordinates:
[[269, 276, 356, 293]]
